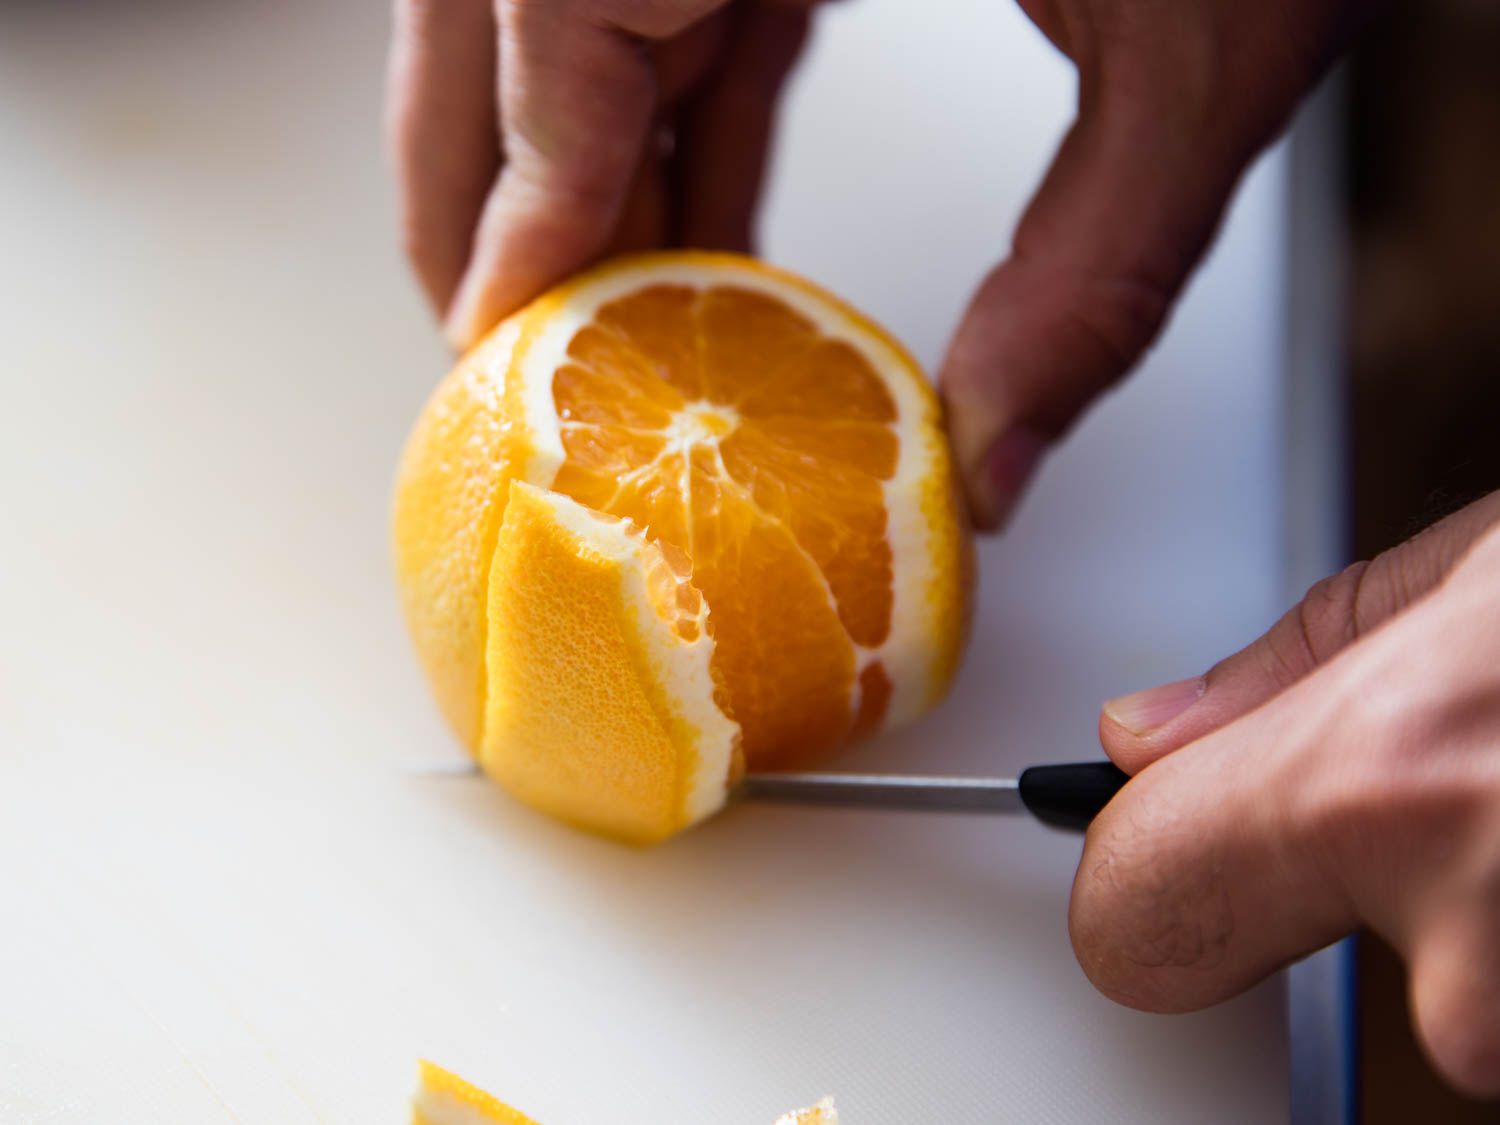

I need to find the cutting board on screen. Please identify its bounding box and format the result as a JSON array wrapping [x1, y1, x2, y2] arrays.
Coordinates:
[[0, 1, 1289, 1121]]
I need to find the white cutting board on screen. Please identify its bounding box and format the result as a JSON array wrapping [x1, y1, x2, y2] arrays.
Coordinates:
[[0, 1, 1288, 1121]]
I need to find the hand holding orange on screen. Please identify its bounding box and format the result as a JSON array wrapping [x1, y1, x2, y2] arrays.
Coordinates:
[[393, 253, 972, 843]]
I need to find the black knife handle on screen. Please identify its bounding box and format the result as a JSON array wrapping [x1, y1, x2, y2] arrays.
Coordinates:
[[1017, 761, 1130, 832]]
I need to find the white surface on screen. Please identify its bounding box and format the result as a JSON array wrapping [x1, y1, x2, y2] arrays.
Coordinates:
[[0, 1, 1288, 1122]]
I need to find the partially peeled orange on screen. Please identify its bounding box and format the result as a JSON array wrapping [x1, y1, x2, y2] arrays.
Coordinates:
[[394, 253, 971, 843]]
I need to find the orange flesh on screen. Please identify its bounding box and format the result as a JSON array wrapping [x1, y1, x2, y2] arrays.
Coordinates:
[[549, 285, 899, 767]]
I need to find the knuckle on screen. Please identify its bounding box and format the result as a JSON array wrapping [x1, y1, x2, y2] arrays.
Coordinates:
[[501, 0, 588, 40], [1253, 609, 1318, 693], [583, 0, 719, 39], [399, 0, 489, 42], [506, 154, 626, 233], [971, 256, 1171, 429], [1297, 561, 1369, 657], [1059, 270, 1168, 373], [1097, 14, 1320, 149], [1248, 560, 1378, 702]]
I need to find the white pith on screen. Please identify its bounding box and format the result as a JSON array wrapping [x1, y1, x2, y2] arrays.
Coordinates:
[[511, 481, 738, 826], [512, 258, 944, 733]]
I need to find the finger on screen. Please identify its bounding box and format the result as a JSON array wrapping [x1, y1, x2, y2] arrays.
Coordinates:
[[653, 6, 731, 107], [387, 0, 501, 314], [445, 0, 731, 349], [1070, 673, 1357, 1014], [938, 98, 1224, 529], [1100, 490, 1500, 774], [606, 143, 672, 256], [1013, 0, 1071, 55], [1409, 905, 1500, 1098], [600, 12, 731, 255], [673, 0, 813, 251]]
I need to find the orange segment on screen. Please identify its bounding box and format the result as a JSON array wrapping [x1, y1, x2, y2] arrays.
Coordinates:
[[695, 286, 818, 402], [717, 420, 894, 647], [593, 283, 706, 398], [681, 477, 856, 765], [737, 337, 898, 423]]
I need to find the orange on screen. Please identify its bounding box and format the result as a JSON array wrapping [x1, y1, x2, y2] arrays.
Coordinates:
[[411, 1060, 541, 1125], [410, 1060, 837, 1124], [393, 252, 971, 843], [774, 1097, 840, 1123]]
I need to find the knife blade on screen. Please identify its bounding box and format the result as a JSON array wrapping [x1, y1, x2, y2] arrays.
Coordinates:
[[739, 762, 1127, 832], [416, 760, 1129, 833]]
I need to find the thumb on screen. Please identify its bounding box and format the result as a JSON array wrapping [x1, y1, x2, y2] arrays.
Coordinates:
[[1100, 490, 1500, 774], [1070, 666, 1357, 1013], [940, 89, 1250, 530]]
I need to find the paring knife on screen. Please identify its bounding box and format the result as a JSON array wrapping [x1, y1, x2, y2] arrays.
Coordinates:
[[424, 761, 1130, 834], [739, 761, 1128, 833]]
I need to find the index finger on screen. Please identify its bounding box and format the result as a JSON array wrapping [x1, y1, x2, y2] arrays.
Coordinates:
[[1099, 489, 1500, 774], [445, 0, 732, 349], [387, 0, 500, 315]]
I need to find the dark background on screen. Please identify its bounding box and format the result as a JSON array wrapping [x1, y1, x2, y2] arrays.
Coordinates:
[[1347, 0, 1500, 1118]]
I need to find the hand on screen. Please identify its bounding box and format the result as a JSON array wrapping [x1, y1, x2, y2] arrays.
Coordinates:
[[388, 0, 1364, 527], [388, 0, 815, 349], [1074, 490, 1500, 1096], [940, 0, 1367, 527]]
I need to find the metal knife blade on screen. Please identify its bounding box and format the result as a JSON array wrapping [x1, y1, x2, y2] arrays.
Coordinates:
[[411, 760, 1128, 832], [735, 772, 1023, 814]]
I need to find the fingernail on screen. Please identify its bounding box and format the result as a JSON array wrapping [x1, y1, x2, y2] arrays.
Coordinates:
[[969, 426, 1049, 532], [1103, 676, 1205, 737]]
